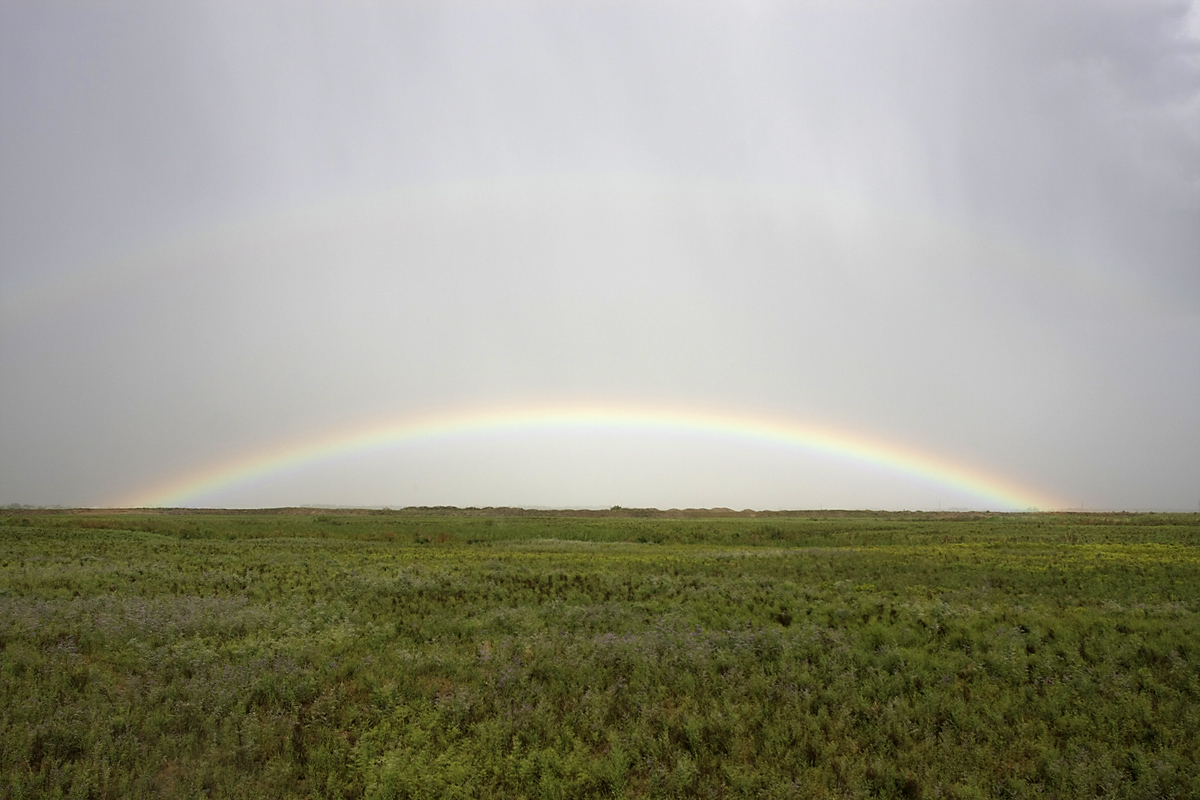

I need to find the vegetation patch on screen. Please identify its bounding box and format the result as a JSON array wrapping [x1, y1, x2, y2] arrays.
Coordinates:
[[1, 510, 1197, 798]]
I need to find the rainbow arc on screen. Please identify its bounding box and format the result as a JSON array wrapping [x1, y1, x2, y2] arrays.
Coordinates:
[[120, 404, 1061, 510]]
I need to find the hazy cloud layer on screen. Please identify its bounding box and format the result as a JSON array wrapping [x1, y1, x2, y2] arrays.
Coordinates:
[[2, 1, 1197, 510]]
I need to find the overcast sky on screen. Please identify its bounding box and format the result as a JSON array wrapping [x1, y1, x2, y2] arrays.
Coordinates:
[[2, 0, 1198, 511]]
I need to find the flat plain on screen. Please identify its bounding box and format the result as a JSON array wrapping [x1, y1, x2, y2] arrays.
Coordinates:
[[1, 509, 1197, 799]]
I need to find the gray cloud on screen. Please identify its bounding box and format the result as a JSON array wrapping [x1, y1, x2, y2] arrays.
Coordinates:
[[2, 1, 1197, 510]]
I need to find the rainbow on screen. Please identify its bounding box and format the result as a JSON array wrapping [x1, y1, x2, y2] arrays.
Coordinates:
[[119, 403, 1062, 510]]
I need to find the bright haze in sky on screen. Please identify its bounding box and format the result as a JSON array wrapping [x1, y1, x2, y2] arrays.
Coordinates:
[[2, 0, 1198, 511]]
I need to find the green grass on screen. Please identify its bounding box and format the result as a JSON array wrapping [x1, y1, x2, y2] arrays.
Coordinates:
[[1, 509, 1198, 798]]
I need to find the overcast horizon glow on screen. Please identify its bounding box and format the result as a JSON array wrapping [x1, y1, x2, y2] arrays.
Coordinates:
[[2, 1, 1198, 511]]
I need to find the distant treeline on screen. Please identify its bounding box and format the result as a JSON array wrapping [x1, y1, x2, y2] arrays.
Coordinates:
[[4, 504, 1197, 523]]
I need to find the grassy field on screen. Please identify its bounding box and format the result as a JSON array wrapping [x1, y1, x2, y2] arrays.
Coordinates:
[[1, 509, 1197, 799]]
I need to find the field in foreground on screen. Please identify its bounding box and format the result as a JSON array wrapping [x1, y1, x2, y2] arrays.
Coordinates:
[[1, 510, 1198, 799]]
